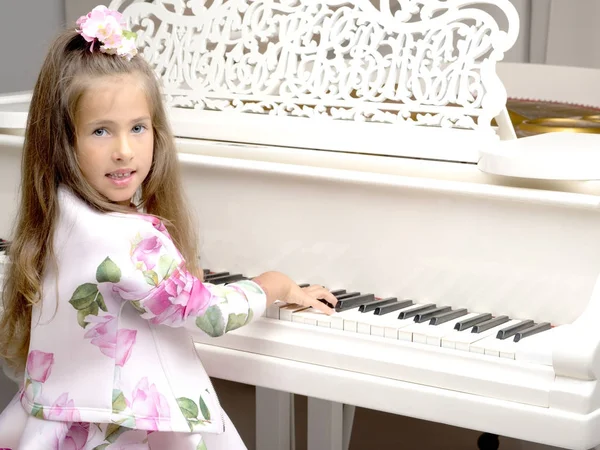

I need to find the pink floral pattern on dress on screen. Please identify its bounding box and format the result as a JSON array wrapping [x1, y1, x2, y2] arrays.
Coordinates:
[[83, 315, 137, 367], [137, 214, 168, 235], [143, 266, 211, 327], [58, 422, 89, 450], [131, 236, 162, 270], [128, 377, 170, 431], [26, 350, 54, 383], [49, 422, 70, 450], [115, 329, 137, 368], [113, 226, 261, 339], [22, 350, 83, 427], [84, 315, 116, 358], [45, 393, 81, 422]]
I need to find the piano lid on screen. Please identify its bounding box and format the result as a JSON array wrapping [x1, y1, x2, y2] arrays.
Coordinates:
[[108, 0, 520, 164]]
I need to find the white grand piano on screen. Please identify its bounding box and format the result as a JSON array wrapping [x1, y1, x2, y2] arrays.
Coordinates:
[[2, 1, 600, 449]]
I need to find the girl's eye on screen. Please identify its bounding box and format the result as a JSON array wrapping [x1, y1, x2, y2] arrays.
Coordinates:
[[132, 125, 146, 134], [93, 128, 107, 137]]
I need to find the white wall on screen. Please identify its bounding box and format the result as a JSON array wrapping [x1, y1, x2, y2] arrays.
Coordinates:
[[505, 0, 600, 68], [0, 0, 66, 94], [66, 0, 106, 26]]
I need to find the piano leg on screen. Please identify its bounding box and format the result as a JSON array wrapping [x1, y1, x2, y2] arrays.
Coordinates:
[[307, 399, 355, 450], [256, 387, 293, 450], [342, 404, 355, 450], [307, 397, 343, 450]]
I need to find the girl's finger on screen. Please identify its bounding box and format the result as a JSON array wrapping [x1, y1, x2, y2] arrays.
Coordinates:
[[307, 296, 335, 315], [302, 284, 326, 294], [313, 288, 338, 307]]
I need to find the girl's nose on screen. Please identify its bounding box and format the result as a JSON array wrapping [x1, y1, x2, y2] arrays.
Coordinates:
[[114, 136, 134, 161]]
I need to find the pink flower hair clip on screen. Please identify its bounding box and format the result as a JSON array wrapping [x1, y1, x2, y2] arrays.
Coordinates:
[[76, 5, 138, 61]]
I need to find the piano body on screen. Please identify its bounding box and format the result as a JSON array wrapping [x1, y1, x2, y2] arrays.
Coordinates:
[[3, 1, 600, 449]]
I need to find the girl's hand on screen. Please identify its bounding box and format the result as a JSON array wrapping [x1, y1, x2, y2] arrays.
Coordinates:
[[253, 271, 338, 315], [284, 283, 338, 315]]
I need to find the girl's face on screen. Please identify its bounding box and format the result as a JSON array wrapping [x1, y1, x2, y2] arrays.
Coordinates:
[[75, 73, 154, 206]]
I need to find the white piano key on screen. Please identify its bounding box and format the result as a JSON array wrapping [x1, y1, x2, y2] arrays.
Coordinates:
[[413, 313, 480, 346], [317, 317, 332, 328], [356, 311, 387, 335], [357, 321, 371, 335], [500, 344, 517, 360], [369, 303, 436, 340], [291, 308, 332, 328], [381, 315, 424, 339], [266, 300, 286, 319], [369, 312, 413, 338], [346, 306, 413, 338], [279, 304, 310, 321], [330, 309, 363, 331], [470, 332, 518, 358], [515, 325, 564, 366], [398, 321, 431, 342], [292, 312, 305, 325], [355, 307, 412, 336], [341, 310, 364, 332], [443, 319, 522, 351]]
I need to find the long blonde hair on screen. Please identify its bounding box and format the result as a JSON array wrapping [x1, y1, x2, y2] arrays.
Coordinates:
[[0, 30, 199, 372]]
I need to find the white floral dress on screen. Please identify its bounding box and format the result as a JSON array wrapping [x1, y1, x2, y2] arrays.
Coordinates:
[[0, 186, 266, 449]]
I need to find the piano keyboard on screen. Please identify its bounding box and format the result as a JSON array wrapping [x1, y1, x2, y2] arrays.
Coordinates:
[[201, 268, 557, 366], [266, 289, 555, 364]]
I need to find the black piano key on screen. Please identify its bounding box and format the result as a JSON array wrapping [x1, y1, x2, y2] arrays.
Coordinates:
[[454, 313, 492, 331], [414, 306, 451, 323], [398, 303, 436, 320], [429, 308, 468, 325], [203, 268, 210, 276], [337, 291, 360, 300], [298, 283, 310, 288], [471, 315, 509, 333], [513, 322, 551, 342], [496, 319, 534, 340], [207, 274, 247, 285], [374, 299, 413, 316], [359, 297, 397, 313], [335, 294, 375, 312], [204, 271, 230, 280], [330, 289, 347, 297]]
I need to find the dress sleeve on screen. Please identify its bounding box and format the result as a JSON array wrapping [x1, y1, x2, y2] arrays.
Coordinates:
[[112, 216, 266, 337]]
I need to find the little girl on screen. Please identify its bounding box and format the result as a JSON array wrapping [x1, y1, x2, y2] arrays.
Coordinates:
[[0, 5, 337, 449]]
